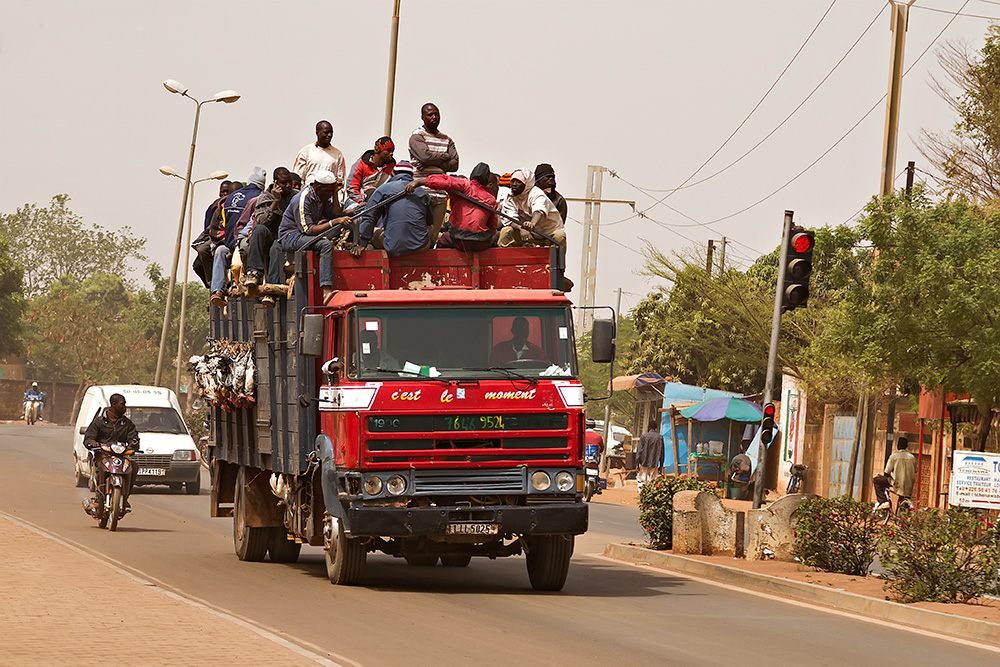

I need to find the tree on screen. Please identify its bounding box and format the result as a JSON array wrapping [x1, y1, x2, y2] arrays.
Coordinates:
[[577, 313, 635, 423], [919, 27, 1000, 201], [0, 232, 26, 357], [0, 195, 146, 296]]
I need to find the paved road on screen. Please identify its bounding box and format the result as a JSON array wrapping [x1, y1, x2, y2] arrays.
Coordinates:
[[2, 423, 995, 666]]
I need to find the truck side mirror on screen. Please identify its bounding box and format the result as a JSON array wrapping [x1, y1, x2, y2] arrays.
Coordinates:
[[591, 318, 616, 363], [300, 313, 324, 358]]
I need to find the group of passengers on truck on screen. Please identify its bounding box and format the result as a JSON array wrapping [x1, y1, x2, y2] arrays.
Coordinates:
[[192, 101, 571, 308]]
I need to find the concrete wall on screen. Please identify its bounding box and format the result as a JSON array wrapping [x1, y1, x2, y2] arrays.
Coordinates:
[[746, 493, 813, 561], [672, 490, 745, 557]]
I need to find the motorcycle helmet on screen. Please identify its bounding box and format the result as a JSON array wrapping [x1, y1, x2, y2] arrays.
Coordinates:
[[31, 382, 38, 388]]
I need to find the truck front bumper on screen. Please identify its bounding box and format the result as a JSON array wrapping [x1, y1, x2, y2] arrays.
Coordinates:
[[345, 502, 588, 538]]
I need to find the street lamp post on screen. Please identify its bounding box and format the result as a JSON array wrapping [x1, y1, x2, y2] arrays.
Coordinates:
[[160, 167, 228, 396], [154, 80, 240, 388]]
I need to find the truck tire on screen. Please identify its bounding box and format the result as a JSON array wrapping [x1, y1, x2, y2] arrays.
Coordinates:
[[233, 467, 269, 562], [526, 535, 574, 591], [440, 554, 472, 567], [185, 472, 201, 495], [269, 528, 302, 563], [325, 521, 365, 585], [404, 555, 439, 566]]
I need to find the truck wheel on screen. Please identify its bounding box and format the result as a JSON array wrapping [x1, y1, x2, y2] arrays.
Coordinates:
[[185, 472, 201, 495], [325, 520, 365, 585], [233, 467, 269, 562], [440, 554, 472, 567], [74, 455, 88, 488], [404, 555, 438, 566], [526, 535, 574, 591], [269, 528, 302, 563]]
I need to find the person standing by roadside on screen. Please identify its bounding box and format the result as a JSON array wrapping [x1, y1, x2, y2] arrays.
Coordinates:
[[294, 120, 346, 185], [635, 425, 664, 488], [409, 103, 459, 243], [884, 437, 917, 501]]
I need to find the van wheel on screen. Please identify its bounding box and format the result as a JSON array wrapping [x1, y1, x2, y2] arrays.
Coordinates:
[[74, 455, 88, 488], [185, 472, 201, 495], [233, 466, 269, 562]]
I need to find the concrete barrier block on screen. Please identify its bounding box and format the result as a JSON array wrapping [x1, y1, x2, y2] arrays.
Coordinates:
[[672, 490, 744, 557], [747, 493, 814, 561]]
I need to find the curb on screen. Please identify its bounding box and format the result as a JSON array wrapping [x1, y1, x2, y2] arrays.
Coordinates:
[[604, 543, 1000, 648]]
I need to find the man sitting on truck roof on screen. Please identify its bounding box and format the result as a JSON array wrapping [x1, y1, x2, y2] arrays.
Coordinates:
[[344, 136, 396, 212], [404, 162, 498, 252], [294, 120, 346, 186], [244, 167, 298, 292], [351, 161, 432, 258], [210, 167, 265, 307], [277, 170, 350, 304], [489, 317, 549, 366], [497, 168, 566, 249]]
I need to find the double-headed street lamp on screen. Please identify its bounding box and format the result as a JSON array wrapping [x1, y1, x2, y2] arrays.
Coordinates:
[[154, 79, 240, 387], [159, 166, 228, 395]]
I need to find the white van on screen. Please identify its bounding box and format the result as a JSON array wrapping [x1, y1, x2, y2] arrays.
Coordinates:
[[72, 385, 201, 495]]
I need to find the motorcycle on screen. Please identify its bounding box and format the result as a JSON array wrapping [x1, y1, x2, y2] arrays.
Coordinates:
[[83, 442, 139, 531], [24, 399, 42, 425], [583, 442, 604, 502]]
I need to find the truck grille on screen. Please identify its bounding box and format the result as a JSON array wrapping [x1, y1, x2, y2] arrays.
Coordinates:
[[412, 469, 526, 494], [135, 454, 172, 467]]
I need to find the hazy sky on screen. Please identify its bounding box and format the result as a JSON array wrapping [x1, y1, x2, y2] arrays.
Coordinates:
[[2, 0, 998, 314]]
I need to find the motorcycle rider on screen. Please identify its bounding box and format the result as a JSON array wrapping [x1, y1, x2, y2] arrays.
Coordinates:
[[585, 419, 606, 461], [83, 393, 139, 512], [23, 382, 45, 420]]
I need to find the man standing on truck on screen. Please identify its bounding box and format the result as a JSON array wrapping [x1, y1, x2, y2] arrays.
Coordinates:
[[294, 120, 346, 185], [351, 161, 432, 257], [277, 170, 350, 303], [409, 103, 459, 243], [404, 162, 498, 252], [83, 393, 140, 511]]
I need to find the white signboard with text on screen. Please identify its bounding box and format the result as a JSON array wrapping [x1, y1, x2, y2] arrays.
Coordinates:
[[949, 451, 1000, 510]]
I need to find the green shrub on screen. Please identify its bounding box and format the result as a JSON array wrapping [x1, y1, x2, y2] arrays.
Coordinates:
[[792, 496, 880, 576], [880, 507, 1000, 603], [638, 477, 719, 550]]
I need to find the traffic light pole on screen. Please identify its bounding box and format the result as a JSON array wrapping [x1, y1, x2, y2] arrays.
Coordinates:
[[753, 210, 794, 509]]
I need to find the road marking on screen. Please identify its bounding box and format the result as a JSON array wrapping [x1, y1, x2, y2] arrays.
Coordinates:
[[583, 552, 1000, 654], [1, 511, 365, 667]]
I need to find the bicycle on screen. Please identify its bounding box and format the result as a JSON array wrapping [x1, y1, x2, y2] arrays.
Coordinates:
[[872, 473, 912, 525]]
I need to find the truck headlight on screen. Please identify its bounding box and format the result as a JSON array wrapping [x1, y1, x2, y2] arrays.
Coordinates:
[[555, 471, 575, 492], [364, 475, 383, 496], [531, 471, 551, 491], [386, 474, 407, 495]]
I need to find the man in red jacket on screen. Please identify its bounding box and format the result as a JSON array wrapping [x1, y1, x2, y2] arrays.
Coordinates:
[[405, 162, 498, 251], [345, 136, 396, 212]]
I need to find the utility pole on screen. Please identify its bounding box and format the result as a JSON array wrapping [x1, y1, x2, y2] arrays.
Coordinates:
[[601, 286, 623, 474], [705, 240, 715, 275], [719, 236, 727, 273], [904, 160, 915, 196], [753, 210, 794, 509], [383, 0, 402, 137], [578, 165, 604, 331], [880, 1, 916, 199]]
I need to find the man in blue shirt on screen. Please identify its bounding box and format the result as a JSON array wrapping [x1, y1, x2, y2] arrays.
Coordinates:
[[277, 170, 350, 303], [210, 167, 265, 307], [351, 161, 432, 258]]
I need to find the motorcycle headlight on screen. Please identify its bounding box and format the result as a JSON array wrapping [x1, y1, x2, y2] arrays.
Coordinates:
[[555, 471, 575, 492], [111, 443, 126, 454], [364, 475, 383, 496], [386, 474, 407, 496], [531, 471, 551, 491]]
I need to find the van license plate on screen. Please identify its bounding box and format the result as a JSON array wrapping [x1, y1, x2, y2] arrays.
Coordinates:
[[138, 468, 165, 476], [445, 523, 498, 536]]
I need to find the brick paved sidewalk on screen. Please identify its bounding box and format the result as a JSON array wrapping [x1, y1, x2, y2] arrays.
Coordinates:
[[0, 515, 334, 666]]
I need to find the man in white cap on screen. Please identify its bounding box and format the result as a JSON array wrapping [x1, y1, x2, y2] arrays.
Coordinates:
[[351, 161, 432, 258], [277, 170, 350, 303], [293, 120, 346, 186], [497, 168, 566, 248], [210, 167, 266, 307]]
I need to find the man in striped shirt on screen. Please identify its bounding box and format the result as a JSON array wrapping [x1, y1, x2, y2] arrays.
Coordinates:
[[408, 102, 459, 244]]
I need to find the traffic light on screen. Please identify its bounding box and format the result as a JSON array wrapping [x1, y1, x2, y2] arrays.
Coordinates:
[[782, 227, 815, 312], [760, 403, 776, 445]]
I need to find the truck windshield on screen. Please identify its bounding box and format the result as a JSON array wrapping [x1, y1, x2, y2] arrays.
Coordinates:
[[350, 306, 577, 380], [127, 407, 188, 435]]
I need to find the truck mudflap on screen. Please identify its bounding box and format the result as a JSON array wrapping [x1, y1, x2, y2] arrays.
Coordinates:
[[345, 503, 588, 538]]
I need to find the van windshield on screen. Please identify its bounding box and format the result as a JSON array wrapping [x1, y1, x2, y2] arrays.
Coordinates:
[[128, 407, 187, 435]]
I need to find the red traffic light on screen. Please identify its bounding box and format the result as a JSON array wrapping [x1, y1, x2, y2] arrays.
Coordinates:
[[763, 403, 775, 418], [792, 233, 813, 253]]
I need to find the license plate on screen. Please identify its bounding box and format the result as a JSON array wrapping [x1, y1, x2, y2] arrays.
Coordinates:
[[138, 468, 165, 476], [445, 523, 498, 536]]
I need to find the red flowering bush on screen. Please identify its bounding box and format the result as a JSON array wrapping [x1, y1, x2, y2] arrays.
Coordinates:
[[792, 496, 880, 576], [638, 476, 719, 550], [880, 507, 1000, 603]]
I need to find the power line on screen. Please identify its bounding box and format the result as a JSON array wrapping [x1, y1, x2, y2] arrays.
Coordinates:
[[613, 1, 888, 200], [913, 3, 1000, 19]]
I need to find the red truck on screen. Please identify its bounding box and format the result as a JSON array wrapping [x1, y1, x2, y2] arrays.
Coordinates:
[[207, 247, 613, 590]]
